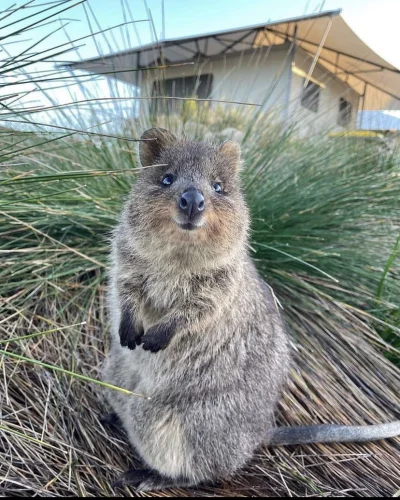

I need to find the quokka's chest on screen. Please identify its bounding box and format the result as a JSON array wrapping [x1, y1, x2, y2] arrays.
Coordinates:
[[136, 273, 193, 326], [139, 273, 195, 310]]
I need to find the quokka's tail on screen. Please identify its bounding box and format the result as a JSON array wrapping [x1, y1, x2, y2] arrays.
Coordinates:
[[269, 421, 400, 446]]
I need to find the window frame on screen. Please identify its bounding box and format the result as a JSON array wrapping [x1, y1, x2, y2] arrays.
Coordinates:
[[338, 97, 352, 127], [301, 79, 321, 113]]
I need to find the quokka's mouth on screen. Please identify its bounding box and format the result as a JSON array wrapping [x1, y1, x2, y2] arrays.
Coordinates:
[[173, 216, 204, 231], [178, 222, 200, 231]]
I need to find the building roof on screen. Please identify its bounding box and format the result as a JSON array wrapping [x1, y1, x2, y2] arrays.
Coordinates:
[[357, 111, 400, 131], [66, 10, 400, 111]]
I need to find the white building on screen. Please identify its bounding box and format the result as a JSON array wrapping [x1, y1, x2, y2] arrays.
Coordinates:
[[67, 10, 400, 135]]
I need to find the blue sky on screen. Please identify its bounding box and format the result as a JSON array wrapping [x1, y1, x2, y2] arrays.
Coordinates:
[[68, 0, 400, 66], [6, 0, 396, 65]]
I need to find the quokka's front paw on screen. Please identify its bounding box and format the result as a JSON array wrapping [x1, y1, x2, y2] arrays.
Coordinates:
[[119, 308, 144, 350], [141, 322, 176, 353]]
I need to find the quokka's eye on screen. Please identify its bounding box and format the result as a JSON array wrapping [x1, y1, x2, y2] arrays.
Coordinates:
[[213, 182, 223, 194], [162, 174, 174, 186]]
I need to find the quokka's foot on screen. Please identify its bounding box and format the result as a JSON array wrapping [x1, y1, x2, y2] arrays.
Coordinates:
[[112, 468, 192, 492]]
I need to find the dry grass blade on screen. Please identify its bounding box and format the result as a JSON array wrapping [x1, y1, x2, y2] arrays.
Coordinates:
[[3, 96, 262, 116], [0, 321, 86, 343], [0, 119, 153, 142], [0, 349, 150, 399], [1, 61, 195, 87], [0, 423, 64, 450], [0, 211, 106, 268]]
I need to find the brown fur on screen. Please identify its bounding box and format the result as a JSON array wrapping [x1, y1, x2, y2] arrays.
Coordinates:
[[103, 128, 291, 491]]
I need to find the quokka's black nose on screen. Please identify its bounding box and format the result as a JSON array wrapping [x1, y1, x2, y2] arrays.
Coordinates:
[[179, 188, 205, 219]]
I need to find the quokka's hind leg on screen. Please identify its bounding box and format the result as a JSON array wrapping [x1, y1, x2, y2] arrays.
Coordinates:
[[112, 469, 195, 492], [100, 412, 121, 428]]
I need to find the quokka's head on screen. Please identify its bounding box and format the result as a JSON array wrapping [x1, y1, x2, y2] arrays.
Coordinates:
[[125, 128, 249, 268]]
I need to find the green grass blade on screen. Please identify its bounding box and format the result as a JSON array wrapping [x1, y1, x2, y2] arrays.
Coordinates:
[[377, 234, 400, 301], [0, 349, 150, 399]]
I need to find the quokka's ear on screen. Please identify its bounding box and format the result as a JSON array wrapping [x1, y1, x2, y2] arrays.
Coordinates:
[[139, 128, 177, 166], [219, 140, 241, 171]]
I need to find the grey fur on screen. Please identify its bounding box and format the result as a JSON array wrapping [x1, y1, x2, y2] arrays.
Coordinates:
[[103, 128, 400, 491]]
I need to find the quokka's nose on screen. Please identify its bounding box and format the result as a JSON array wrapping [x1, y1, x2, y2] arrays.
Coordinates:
[[179, 188, 205, 219]]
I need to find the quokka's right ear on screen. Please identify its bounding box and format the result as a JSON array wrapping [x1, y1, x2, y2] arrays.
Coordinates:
[[139, 128, 176, 166], [219, 140, 241, 171]]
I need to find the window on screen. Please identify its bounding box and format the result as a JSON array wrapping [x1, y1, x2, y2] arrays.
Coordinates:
[[301, 80, 321, 113], [338, 98, 352, 126], [153, 74, 213, 99], [151, 74, 213, 113]]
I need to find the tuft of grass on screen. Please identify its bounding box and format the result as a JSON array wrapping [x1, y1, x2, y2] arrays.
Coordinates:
[[0, 1, 399, 497]]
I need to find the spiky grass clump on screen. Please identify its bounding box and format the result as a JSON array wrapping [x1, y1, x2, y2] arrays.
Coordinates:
[[1, 1, 400, 497]]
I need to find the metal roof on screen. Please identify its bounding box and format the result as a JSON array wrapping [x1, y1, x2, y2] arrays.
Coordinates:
[[66, 10, 400, 111], [358, 111, 400, 131]]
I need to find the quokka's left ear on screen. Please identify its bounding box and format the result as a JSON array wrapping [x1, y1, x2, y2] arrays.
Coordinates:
[[219, 140, 241, 171], [139, 128, 177, 167]]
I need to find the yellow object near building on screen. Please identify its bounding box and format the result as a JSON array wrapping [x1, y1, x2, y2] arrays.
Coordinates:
[[328, 131, 386, 139]]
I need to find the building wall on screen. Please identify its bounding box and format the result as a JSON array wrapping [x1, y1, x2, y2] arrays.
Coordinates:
[[287, 47, 360, 136], [105, 43, 360, 135], [140, 43, 294, 121]]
